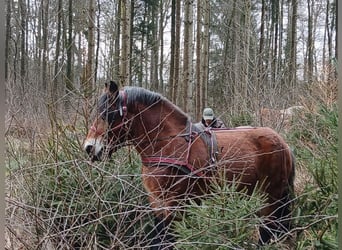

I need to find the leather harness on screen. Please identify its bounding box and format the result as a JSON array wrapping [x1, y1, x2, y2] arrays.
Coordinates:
[[141, 121, 219, 178]]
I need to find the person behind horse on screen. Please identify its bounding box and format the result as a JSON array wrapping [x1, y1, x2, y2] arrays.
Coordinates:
[[201, 107, 226, 128]]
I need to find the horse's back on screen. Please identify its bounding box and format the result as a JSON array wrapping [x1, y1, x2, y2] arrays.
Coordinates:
[[214, 126, 288, 155], [213, 127, 293, 199]]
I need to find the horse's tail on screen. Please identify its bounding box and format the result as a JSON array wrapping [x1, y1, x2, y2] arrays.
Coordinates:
[[278, 148, 296, 232], [288, 149, 296, 195], [273, 147, 296, 230], [259, 145, 296, 244]]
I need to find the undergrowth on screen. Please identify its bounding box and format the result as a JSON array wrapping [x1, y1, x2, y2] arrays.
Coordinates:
[[287, 103, 338, 249], [6, 118, 155, 249], [6, 101, 338, 249]]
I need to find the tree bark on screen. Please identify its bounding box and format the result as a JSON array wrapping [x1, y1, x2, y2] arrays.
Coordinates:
[[120, 0, 131, 86], [5, 0, 11, 81], [172, 0, 181, 104], [41, 0, 49, 92], [150, 2, 159, 92], [306, 0, 314, 83], [201, 0, 209, 110], [52, 0, 62, 114], [19, 0, 27, 90], [65, 0, 74, 95], [168, 0, 176, 101], [114, 0, 121, 80], [182, 0, 193, 113], [195, 0, 202, 120], [84, 0, 95, 97], [95, 0, 101, 83], [158, 0, 165, 92], [289, 0, 297, 91]]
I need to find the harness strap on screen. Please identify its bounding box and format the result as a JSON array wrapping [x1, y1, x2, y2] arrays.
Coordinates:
[[119, 90, 128, 117], [141, 120, 223, 178], [141, 157, 206, 178], [192, 123, 219, 164], [141, 120, 208, 178], [110, 90, 128, 132]]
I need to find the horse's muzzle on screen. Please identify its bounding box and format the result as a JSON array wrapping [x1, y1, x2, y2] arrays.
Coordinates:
[[83, 138, 104, 161], [84, 144, 102, 162]]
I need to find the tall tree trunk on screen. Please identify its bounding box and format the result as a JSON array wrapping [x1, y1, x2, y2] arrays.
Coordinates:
[[258, 0, 266, 77], [95, 0, 101, 83], [129, 0, 134, 86], [285, 0, 297, 96], [328, 0, 339, 81], [168, 0, 176, 101], [201, 0, 209, 110], [182, 0, 193, 112], [52, 0, 62, 114], [306, 0, 314, 83], [42, 0, 49, 93], [158, 0, 165, 92], [272, 0, 279, 84], [120, 0, 131, 86], [65, 0, 74, 99], [195, 0, 202, 120], [84, 0, 95, 98], [256, 0, 266, 111], [289, 0, 297, 91], [114, 0, 121, 80], [5, 0, 11, 81], [19, 0, 27, 91], [334, 0, 337, 64], [232, 1, 241, 112], [278, 0, 284, 82], [241, 0, 251, 110], [138, 3, 146, 88], [172, 0, 181, 104], [150, 2, 159, 92]]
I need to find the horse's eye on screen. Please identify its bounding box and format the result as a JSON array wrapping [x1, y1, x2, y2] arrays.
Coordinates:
[[97, 94, 121, 124], [100, 110, 109, 121], [100, 109, 118, 124], [98, 95, 111, 121]]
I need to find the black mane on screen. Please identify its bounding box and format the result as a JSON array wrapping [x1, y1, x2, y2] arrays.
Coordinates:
[[124, 86, 162, 107], [124, 86, 189, 119]]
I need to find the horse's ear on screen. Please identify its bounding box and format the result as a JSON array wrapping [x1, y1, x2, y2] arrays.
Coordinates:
[[105, 80, 119, 97]]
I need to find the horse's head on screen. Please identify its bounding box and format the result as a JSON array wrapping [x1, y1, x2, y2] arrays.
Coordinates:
[[84, 80, 129, 161]]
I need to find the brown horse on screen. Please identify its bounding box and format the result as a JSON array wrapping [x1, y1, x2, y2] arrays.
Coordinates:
[[84, 81, 295, 249]]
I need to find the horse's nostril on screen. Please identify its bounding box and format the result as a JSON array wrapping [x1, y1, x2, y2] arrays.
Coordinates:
[[85, 145, 93, 155]]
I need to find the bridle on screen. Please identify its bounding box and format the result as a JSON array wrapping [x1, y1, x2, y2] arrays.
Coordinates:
[[90, 90, 129, 133]]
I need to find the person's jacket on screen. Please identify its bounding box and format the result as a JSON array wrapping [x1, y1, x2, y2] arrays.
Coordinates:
[[201, 117, 226, 128]]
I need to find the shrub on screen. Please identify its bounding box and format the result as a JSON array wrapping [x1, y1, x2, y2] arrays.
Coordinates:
[[172, 179, 268, 249], [6, 121, 155, 249], [287, 103, 338, 249]]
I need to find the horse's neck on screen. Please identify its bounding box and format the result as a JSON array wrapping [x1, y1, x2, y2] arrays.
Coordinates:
[[129, 101, 188, 153]]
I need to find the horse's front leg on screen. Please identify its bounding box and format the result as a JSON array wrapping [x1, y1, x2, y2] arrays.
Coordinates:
[[142, 166, 198, 249], [150, 214, 175, 250], [147, 191, 181, 250]]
